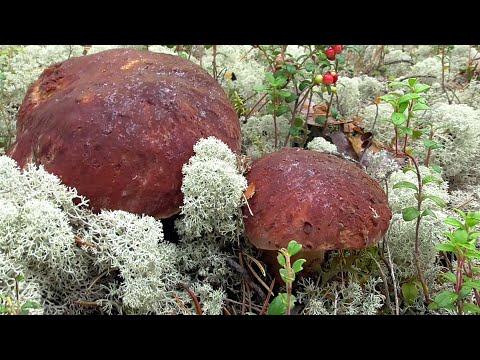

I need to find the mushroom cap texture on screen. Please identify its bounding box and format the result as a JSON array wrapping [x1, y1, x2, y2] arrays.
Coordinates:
[[243, 148, 392, 251], [8, 49, 241, 219]]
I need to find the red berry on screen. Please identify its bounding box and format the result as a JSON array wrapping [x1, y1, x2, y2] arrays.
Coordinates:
[[330, 71, 338, 84], [325, 48, 336, 61], [333, 45, 343, 54], [275, 55, 295, 71], [323, 73, 334, 85]]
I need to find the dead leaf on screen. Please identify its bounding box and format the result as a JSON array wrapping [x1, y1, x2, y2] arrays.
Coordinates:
[[244, 182, 256, 200]]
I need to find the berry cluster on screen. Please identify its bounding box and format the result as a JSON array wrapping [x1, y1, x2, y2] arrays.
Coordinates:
[[314, 45, 343, 93]]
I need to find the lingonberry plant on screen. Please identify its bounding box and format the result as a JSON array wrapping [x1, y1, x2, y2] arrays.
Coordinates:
[[267, 240, 306, 315], [429, 211, 480, 314]]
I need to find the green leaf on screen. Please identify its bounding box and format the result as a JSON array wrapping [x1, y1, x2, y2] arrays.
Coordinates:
[[400, 126, 413, 136], [414, 84, 431, 93], [436, 242, 455, 252], [433, 291, 458, 308], [277, 253, 286, 267], [464, 279, 480, 291], [401, 282, 418, 306], [331, 108, 339, 119], [15, 274, 25, 282], [267, 294, 287, 315], [287, 240, 302, 256], [398, 101, 409, 114], [315, 116, 327, 125], [412, 130, 424, 139], [453, 229, 468, 244], [391, 112, 407, 126], [402, 207, 420, 221], [285, 93, 298, 103], [431, 164, 442, 174], [413, 103, 430, 111], [402, 166, 417, 174], [337, 55, 346, 64], [267, 293, 296, 315], [421, 208, 436, 218], [424, 195, 446, 208], [278, 90, 291, 97], [440, 271, 456, 284], [424, 139, 443, 150], [393, 181, 418, 191], [275, 106, 289, 117], [388, 81, 409, 88], [443, 218, 465, 229], [274, 76, 288, 88], [286, 64, 296, 74], [459, 285, 472, 299], [398, 93, 421, 104], [299, 80, 311, 91], [266, 72, 276, 84], [463, 303, 480, 314], [254, 84, 269, 91], [279, 268, 295, 283], [293, 117, 304, 127], [422, 175, 441, 185], [305, 63, 316, 72], [21, 301, 40, 310], [292, 259, 306, 273], [455, 209, 468, 220], [408, 78, 417, 87], [466, 217, 480, 228]]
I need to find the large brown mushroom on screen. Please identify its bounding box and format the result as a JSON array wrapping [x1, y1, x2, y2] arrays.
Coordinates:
[[243, 147, 392, 272], [8, 49, 241, 219]]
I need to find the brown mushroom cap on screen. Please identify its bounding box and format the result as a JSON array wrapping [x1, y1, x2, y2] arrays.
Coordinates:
[[8, 49, 241, 218], [243, 148, 392, 251]]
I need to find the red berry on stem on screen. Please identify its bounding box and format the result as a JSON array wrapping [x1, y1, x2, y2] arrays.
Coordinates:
[[323, 73, 334, 85], [330, 71, 338, 84], [333, 45, 343, 54], [325, 48, 336, 61]]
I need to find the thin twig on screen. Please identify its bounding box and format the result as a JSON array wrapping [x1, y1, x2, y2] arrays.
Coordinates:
[[385, 240, 400, 315], [368, 252, 394, 314], [259, 279, 276, 315], [182, 284, 203, 315]]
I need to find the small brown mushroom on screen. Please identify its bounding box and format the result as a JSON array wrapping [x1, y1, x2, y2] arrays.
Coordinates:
[[243, 147, 392, 273], [8, 49, 241, 219]]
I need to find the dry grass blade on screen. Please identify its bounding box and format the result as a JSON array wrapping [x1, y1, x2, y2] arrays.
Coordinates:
[[242, 252, 266, 276], [243, 255, 275, 297], [259, 278, 276, 315], [75, 300, 100, 308], [182, 284, 203, 315], [74, 235, 98, 249], [243, 195, 254, 216], [174, 293, 192, 315]]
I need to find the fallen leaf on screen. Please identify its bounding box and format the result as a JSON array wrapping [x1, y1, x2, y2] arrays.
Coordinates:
[[244, 182, 256, 200]]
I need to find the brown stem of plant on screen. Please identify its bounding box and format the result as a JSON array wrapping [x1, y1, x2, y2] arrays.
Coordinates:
[[440, 45, 452, 105], [183, 284, 203, 315], [301, 90, 315, 146], [212, 45, 218, 80], [425, 126, 435, 167], [321, 92, 335, 137], [406, 153, 431, 304], [465, 262, 480, 307], [255, 45, 276, 73], [283, 86, 313, 147], [259, 279, 276, 315], [285, 252, 293, 316], [455, 257, 465, 315], [394, 127, 399, 155], [244, 93, 268, 121], [402, 101, 415, 153], [273, 111, 278, 149]]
